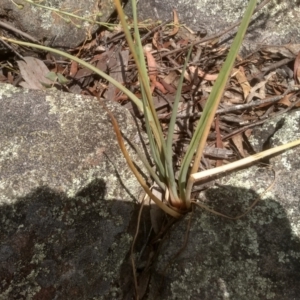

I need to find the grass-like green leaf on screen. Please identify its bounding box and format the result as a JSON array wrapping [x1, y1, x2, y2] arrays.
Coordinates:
[[178, 0, 258, 205]]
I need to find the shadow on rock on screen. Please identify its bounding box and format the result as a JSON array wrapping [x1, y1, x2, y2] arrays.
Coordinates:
[[0, 178, 136, 299], [150, 185, 300, 300]]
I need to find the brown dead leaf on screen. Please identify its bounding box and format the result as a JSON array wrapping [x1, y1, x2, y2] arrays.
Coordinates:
[[231, 133, 245, 157], [90, 53, 105, 64], [223, 89, 244, 104], [96, 49, 115, 72], [7, 72, 13, 84], [163, 71, 179, 85], [262, 44, 300, 59], [177, 39, 189, 47], [145, 50, 157, 93], [233, 67, 251, 99], [159, 79, 176, 93], [114, 94, 128, 102], [283, 44, 300, 56], [145, 50, 167, 94], [17, 56, 53, 90], [106, 50, 129, 101], [152, 32, 163, 50], [169, 9, 179, 36], [278, 92, 294, 107], [72, 66, 93, 80], [69, 60, 78, 76], [244, 129, 252, 139], [189, 66, 218, 81], [155, 81, 168, 94], [145, 50, 157, 77]]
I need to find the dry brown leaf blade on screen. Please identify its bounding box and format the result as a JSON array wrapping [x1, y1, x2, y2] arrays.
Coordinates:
[[17, 56, 52, 90]]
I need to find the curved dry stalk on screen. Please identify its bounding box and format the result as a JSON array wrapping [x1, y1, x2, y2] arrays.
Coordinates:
[[131, 195, 146, 299], [191, 166, 276, 220], [189, 138, 300, 185], [98, 97, 182, 218]]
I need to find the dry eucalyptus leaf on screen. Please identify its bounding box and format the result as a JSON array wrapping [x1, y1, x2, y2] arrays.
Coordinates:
[[17, 56, 52, 90], [231, 133, 245, 158], [233, 67, 251, 100], [262, 44, 300, 59], [106, 50, 129, 101], [278, 93, 293, 107]]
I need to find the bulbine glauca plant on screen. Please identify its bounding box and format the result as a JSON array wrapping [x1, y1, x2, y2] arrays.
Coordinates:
[[2, 0, 300, 219]]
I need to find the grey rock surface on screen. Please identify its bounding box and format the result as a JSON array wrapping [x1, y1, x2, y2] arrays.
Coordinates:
[[1, 0, 114, 49], [126, 0, 300, 55], [149, 110, 300, 299], [0, 83, 145, 299]]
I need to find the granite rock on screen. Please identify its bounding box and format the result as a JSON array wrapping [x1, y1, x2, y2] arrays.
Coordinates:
[[125, 0, 300, 55], [0, 83, 145, 299], [1, 0, 115, 49]]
